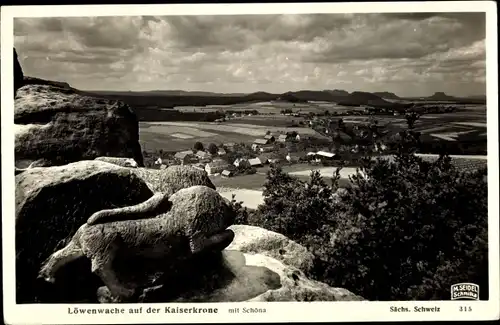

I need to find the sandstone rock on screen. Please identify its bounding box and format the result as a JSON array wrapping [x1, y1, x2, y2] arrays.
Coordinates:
[[109, 250, 363, 303], [238, 252, 364, 302], [23, 76, 71, 89], [14, 48, 24, 95], [94, 156, 139, 168], [132, 165, 215, 194], [15, 160, 154, 303], [227, 225, 315, 273], [14, 84, 144, 168], [40, 185, 236, 302]]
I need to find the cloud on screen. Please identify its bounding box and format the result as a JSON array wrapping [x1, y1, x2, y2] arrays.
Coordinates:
[[13, 12, 486, 96]]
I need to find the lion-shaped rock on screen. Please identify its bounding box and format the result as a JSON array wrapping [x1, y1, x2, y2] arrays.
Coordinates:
[[38, 185, 236, 301]]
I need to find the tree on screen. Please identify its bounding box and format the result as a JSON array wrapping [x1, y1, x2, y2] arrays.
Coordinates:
[[309, 151, 488, 301], [193, 142, 204, 152], [207, 143, 218, 155], [257, 113, 488, 301], [256, 166, 337, 243]]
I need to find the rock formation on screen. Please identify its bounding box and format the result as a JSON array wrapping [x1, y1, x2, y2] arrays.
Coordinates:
[[15, 161, 154, 303], [227, 225, 315, 273], [131, 165, 215, 193], [98, 249, 364, 303], [15, 160, 225, 303], [94, 156, 139, 168], [17, 159, 364, 303], [14, 48, 24, 96], [14, 84, 144, 168], [427, 92, 456, 100], [39, 185, 235, 302]]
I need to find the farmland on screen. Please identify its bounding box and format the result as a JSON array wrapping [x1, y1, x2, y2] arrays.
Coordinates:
[[139, 101, 486, 153], [137, 98, 486, 210], [139, 119, 327, 152]]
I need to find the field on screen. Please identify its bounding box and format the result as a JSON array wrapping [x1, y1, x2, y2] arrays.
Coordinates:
[[139, 119, 327, 152], [213, 164, 354, 209], [139, 101, 486, 209], [209, 163, 351, 189]]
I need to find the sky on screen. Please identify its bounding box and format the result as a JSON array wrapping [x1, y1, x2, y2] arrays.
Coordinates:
[[13, 12, 486, 97]]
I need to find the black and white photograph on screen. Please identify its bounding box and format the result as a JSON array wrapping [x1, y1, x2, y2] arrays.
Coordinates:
[[2, 2, 499, 324]]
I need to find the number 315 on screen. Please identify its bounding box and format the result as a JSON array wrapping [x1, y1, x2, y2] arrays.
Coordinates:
[[459, 306, 472, 312]]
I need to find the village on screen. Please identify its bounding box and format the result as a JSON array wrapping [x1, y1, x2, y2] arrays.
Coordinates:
[[150, 130, 340, 179]]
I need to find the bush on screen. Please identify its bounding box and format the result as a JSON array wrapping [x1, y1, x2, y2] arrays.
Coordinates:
[[307, 154, 488, 301], [207, 143, 218, 155], [256, 166, 338, 244], [228, 194, 249, 225], [193, 142, 204, 152], [254, 120, 488, 301]]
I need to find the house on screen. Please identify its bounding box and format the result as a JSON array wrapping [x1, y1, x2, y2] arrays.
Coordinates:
[[264, 134, 275, 142], [277, 134, 289, 142], [258, 154, 270, 165], [174, 150, 194, 165], [233, 158, 251, 168], [248, 157, 263, 168], [217, 148, 227, 156], [252, 138, 271, 151], [254, 138, 271, 145], [221, 170, 234, 178], [196, 151, 210, 160], [205, 159, 228, 176], [259, 145, 275, 153], [316, 151, 337, 161], [154, 157, 163, 165], [224, 142, 236, 150], [192, 163, 206, 171]]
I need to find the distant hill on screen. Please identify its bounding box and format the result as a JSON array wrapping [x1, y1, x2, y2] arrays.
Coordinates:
[[284, 90, 337, 102], [426, 92, 457, 101], [466, 95, 486, 100], [276, 92, 309, 103], [88, 90, 246, 97], [325, 89, 350, 97], [373, 91, 400, 100], [148, 90, 246, 97], [243, 91, 278, 102], [337, 91, 411, 110]]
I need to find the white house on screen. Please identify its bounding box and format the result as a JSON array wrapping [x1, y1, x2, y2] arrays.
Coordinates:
[[154, 157, 163, 165], [196, 151, 211, 160], [233, 158, 250, 168], [248, 157, 263, 168], [205, 159, 228, 176], [174, 150, 194, 165], [315, 151, 337, 162], [252, 138, 271, 151]]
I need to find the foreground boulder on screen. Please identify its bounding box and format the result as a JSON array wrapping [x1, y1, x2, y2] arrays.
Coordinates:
[[132, 165, 215, 193], [98, 226, 362, 303], [14, 84, 144, 168], [15, 160, 154, 303], [227, 225, 315, 273], [99, 249, 363, 303], [39, 185, 236, 302], [94, 156, 139, 168]]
